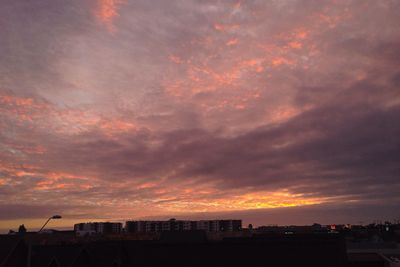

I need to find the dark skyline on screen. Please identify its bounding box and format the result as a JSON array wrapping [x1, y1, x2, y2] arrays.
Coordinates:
[[0, 0, 399, 231]]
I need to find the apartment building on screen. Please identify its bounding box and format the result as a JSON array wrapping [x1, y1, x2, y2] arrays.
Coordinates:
[[125, 219, 241, 233], [74, 222, 122, 236]]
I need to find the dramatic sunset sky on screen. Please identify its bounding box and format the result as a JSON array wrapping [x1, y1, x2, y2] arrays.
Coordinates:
[[1, 0, 399, 232]]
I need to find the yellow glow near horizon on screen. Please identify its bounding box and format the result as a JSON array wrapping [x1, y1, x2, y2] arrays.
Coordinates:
[[148, 189, 325, 214], [0, 189, 325, 233]]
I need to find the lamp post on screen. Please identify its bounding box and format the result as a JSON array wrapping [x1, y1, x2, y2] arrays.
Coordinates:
[[38, 215, 62, 233], [26, 215, 62, 267]]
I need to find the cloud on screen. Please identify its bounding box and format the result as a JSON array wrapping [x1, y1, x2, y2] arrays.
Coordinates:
[[0, 0, 399, 226], [95, 0, 126, 32]]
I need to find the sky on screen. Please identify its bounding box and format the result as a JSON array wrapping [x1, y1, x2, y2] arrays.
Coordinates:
[[0, 0, 399, 232]]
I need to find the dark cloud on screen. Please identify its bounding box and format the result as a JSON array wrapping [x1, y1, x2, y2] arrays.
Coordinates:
[[0, 204, 89, 220]]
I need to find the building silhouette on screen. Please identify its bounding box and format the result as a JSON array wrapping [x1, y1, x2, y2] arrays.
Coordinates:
[[74, 222, 122, 236], [125, 218, 242, 233]]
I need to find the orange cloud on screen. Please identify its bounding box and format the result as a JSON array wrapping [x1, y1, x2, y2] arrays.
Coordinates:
[[164, 53, 267, 112], [226, 38, 238, 46], [31, 170, 94, 191], [0, 95, 34, 106], [185, 63, 240, 90], [49, 108, 138, 136], [164, 80, 185, 97], [241, 59, 259, 67], [269, 104, 314, 124], [169, 54, 184, 64], [271, 57, 295, 66], [270, 106, 301, 123], [0, 94, 51, 125], [0, 94, 48, 111], [1, 162, 88, 181], [287, 41, 302, 49], [214, 23, 240, 32], [0, 162, 94, 193], [46, 172, 85, 180], [35, 180, 76, 191], [227, 190, 323, 209], [15, 170, 37, 177], [234, 104, 246, 110], [96, 0, 125, 32], [151, 188, 325, 213], [319, 14, 341, 29], [98, 119, 136, 136], [137, 182, 158, 189], [240, 59, 264, 73], [294, 29, 308, 40]]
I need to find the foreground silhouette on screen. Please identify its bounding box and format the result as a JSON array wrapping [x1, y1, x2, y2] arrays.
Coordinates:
[[0, 232, 354, 267]]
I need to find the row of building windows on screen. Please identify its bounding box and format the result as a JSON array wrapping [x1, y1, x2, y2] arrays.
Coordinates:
[[74, 219, 242, 235], [126, 219, 242, 233]]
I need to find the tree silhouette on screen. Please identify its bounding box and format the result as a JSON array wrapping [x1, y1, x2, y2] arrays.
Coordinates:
[[18, 224, 27, 235]]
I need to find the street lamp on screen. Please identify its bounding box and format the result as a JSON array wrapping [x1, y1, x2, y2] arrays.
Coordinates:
[[38, 215, 62, 233]]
